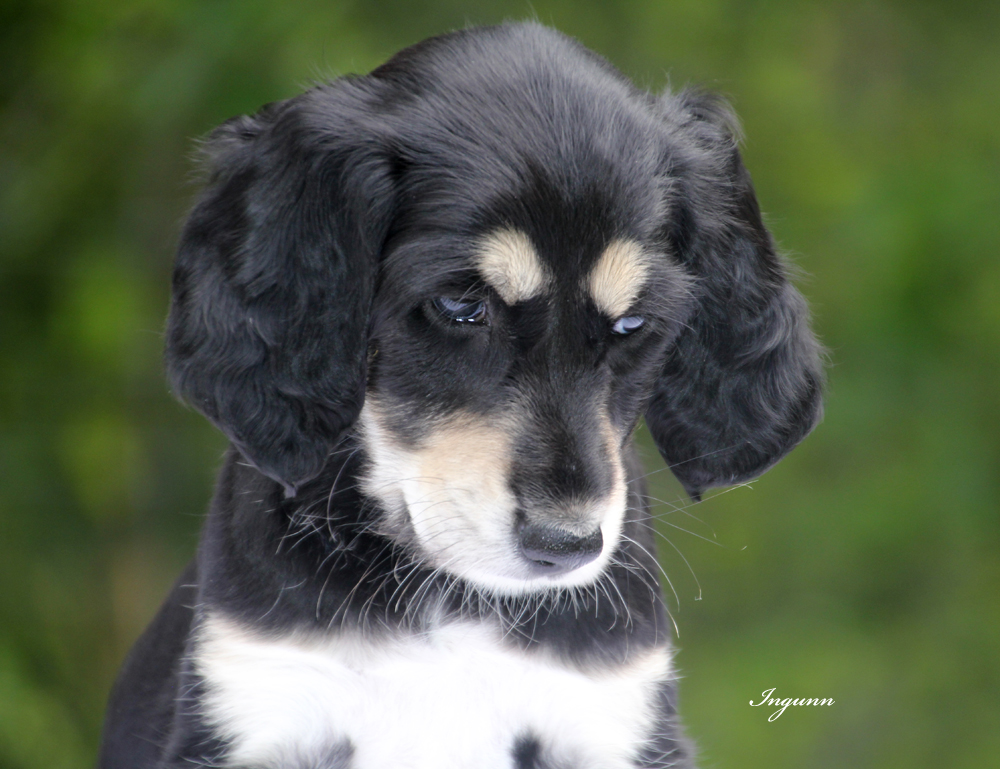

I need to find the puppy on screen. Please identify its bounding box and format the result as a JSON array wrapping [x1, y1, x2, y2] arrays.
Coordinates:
[[99, 22, 822, 769]]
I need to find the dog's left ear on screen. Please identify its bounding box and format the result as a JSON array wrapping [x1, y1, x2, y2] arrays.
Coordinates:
[[646, 91, 824, 501], [166, 86, 396, 496]]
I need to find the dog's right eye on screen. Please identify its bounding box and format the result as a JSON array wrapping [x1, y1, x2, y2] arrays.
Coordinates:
[[433, 297, 488, 324]]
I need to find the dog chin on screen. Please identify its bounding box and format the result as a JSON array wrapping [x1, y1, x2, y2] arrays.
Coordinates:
[[452, 549, 617, 597]]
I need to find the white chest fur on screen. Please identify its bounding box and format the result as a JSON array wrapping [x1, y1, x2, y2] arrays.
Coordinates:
[[195, 614, 672, 769]]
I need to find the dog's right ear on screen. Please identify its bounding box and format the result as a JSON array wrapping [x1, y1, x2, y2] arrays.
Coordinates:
[[166, 85, 395, 497]]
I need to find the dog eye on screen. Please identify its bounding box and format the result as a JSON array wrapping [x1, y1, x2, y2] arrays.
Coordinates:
[[611, 316, 645, 335], [433, 297, 487, 324]]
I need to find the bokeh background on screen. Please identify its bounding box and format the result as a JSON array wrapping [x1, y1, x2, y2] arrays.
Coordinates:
[[2, 0, 998, 767]]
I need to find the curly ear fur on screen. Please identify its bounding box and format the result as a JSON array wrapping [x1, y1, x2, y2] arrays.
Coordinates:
[[646, 90, 824, 501], [166, 84, 395, 496]]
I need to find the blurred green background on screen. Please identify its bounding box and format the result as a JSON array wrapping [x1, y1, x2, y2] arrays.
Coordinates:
[[2, 0, 998, 767]]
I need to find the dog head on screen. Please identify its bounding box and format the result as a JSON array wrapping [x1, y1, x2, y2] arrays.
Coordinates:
[[166, 24, 822, 595]]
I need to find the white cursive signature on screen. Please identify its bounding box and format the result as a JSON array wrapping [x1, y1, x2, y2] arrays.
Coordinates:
[[749, 688, 835, 721]]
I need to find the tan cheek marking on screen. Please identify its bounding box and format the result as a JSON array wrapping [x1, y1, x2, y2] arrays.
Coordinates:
[[587, 240, 652, 317], [600, 412, 627, 513], [475, 229, 549, 305], [359, 399, 515, 520], [410, 413, 514, 509]]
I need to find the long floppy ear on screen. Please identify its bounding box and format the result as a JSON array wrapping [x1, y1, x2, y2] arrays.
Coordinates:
[[166, 85, 395, 496], [646, 90, 824, 501]]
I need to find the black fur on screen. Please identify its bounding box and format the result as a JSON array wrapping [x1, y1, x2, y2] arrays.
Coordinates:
[[644, 90, 823, 500], [167, 95, 395, 495], [100, 22, 822, 769]]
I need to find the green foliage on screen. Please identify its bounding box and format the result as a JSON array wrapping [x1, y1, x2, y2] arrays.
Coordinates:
[[2, 1, 997, 766]]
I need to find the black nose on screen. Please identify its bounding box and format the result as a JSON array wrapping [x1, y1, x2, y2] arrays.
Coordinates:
[[517, 522, 604, 575]]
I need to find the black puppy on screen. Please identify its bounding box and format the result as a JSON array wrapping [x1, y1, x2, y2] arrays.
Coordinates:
[[100, 22, 822, 769]]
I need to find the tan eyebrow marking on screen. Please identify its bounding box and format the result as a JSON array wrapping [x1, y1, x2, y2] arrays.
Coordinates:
[[474, 229, 549, 304], [587, 240, 653, 317]]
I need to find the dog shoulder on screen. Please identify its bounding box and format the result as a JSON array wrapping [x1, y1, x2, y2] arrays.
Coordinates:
[[98, 563, 198, 768]]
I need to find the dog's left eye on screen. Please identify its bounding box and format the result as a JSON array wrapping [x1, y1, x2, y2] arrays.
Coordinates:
[[611, 316, 645, 335], [433, 297, 488, 324]]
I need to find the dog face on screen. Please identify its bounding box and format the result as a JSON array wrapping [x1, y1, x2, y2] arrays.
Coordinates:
[[360, 226, 693, 592], [166, 24, 822, 595]]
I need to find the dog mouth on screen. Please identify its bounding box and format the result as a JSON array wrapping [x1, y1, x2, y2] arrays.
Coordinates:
[[381, 490, 623, 595]]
